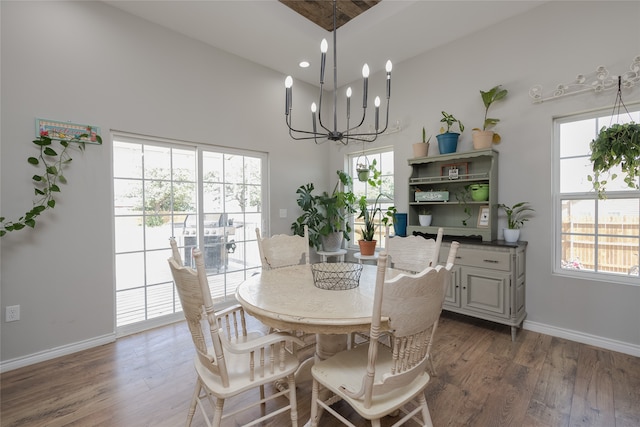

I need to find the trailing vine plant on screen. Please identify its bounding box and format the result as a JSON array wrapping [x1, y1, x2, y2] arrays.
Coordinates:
[[0, 128, 102, 236], [587, 122, 640, 199], [587, 77, 640, 199]]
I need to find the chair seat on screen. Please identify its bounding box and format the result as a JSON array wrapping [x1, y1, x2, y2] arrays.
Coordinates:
[[196, 343, 300, 399], [312, 344, 431, 420]]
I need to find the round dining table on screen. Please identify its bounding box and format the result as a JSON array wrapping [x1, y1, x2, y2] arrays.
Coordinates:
[[235, 262, 400, 381]]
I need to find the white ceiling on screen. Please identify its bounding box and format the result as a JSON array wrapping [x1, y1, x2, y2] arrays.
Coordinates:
[[103, 1, 547, 90]]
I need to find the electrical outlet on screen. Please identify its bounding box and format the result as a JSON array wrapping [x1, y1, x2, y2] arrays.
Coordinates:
[[6, 305, 20, 322]]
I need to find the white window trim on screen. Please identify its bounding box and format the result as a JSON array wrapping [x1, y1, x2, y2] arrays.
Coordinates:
[[552, 105, 640, 286]]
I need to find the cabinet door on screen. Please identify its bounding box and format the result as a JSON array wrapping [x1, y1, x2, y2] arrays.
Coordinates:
[[461, 267, 510, 318], [444, 266, 461, 307]]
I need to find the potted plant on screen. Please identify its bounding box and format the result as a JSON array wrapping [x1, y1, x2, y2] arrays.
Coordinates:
[[436, 111, 464, 154], [472, 85, 508, 149], [498, 201, 535, 243], [355, 156, 374, 182], [587, 122, 640, 199], [356, 164, 391, 255], [382, 205, 408, 237], [357, 194, 385, 255], [418, 207, 432, 227], [291, 170, 357, 251], [412, 127, 431, 158]]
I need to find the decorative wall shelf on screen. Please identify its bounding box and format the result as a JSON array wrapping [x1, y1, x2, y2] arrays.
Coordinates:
[[529, 55, 640, 103]]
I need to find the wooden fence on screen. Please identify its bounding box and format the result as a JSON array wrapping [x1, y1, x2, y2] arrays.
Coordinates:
[[562, 216, 639, 274]]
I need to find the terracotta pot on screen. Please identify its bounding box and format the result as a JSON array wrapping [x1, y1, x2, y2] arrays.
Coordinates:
[[472, 130, 494, 149], [358, 240, 377, 256], [412, 142, 429, 158]]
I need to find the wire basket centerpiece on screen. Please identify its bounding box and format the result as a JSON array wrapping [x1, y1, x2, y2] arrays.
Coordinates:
[[311, 262, 363, 290]]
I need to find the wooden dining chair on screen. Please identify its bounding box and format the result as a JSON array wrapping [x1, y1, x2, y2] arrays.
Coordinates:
[[384, 225, 443, 273], [351, 227, 445, 349], [168, 247, 304, 427], [255, 226, 315, 359], [169, 237, 183, 267], [255, 226, 309, 270], [310, 244, 459, 427]]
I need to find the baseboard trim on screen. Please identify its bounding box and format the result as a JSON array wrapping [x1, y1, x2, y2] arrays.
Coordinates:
[[0, 333, 115, 373], [523, 320, 640, 357]]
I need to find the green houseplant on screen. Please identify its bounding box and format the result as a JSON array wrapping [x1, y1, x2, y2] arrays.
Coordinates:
[[291, 170, 357, 251], [498, 201, 534, 243], [436, 111, 464, 154], [472, 85, 508, 149], [587, 122, 640, 199]]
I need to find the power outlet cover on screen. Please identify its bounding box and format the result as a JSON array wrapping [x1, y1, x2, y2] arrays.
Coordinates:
[[6, 305, 20, 322]]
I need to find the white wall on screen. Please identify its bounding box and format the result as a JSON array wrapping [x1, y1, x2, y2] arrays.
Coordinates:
[[331, 1, 640, 352], [0, 1, 327, 365], [1, 1, 639, 368]]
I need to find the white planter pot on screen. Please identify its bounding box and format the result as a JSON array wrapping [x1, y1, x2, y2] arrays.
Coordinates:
[[321, 232, 343, 252], [418, 214, 432, 227], [503, 228, 520, 243]]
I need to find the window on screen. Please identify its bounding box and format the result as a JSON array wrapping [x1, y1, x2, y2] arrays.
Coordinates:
[[554, 107, 639, 283], [113, 133, 266, 332], [348, 148, 394, 248]]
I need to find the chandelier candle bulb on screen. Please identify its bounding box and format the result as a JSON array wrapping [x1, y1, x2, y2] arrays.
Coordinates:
[[311, 103, 317, 133], [320, 39, 328, 84], [346, 87, 352, 118], [375, 96, 380, 130], [285, 76, 293, 115], [386, 60, 392, 98], [362, 64, 369, 108]]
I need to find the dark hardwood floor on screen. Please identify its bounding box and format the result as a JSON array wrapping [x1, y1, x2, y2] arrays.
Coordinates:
[[1, 312, 639, 426]]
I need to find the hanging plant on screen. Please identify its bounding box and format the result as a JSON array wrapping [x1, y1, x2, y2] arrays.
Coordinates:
[[0, 129, 102, 236], [587, 122, 640, 199]]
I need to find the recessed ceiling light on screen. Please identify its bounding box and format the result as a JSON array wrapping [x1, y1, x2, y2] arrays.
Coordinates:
[[299, 61, 310, 68]]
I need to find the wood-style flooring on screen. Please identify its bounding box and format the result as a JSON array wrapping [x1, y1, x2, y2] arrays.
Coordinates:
[[1, 312, 639, 427]]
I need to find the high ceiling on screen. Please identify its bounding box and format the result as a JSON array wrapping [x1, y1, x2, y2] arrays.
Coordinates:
[[103, 1, 546, 90]]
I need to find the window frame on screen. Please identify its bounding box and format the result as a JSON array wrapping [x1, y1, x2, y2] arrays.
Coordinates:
[[112, 132, 269, 335], [553, 105, 640, 286], [347, 146, 394, 249]]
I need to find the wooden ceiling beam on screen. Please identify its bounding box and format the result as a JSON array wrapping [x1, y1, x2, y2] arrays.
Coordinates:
[[279, 0, 381, 32]]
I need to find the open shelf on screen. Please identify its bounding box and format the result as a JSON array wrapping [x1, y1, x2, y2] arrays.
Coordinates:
[[407, 149, 499, 242]]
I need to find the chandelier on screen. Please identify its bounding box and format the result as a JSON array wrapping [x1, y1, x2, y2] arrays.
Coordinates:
[[284, 0, 392, 145]]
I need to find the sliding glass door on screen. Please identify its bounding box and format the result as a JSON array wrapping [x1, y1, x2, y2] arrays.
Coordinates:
[[113, 133, 266, 332]]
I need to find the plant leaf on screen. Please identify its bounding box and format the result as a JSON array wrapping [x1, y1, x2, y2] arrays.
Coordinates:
[[28, 157, 39, 165], [44, 147, 57, 156], [48, 199, 56, 208]]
